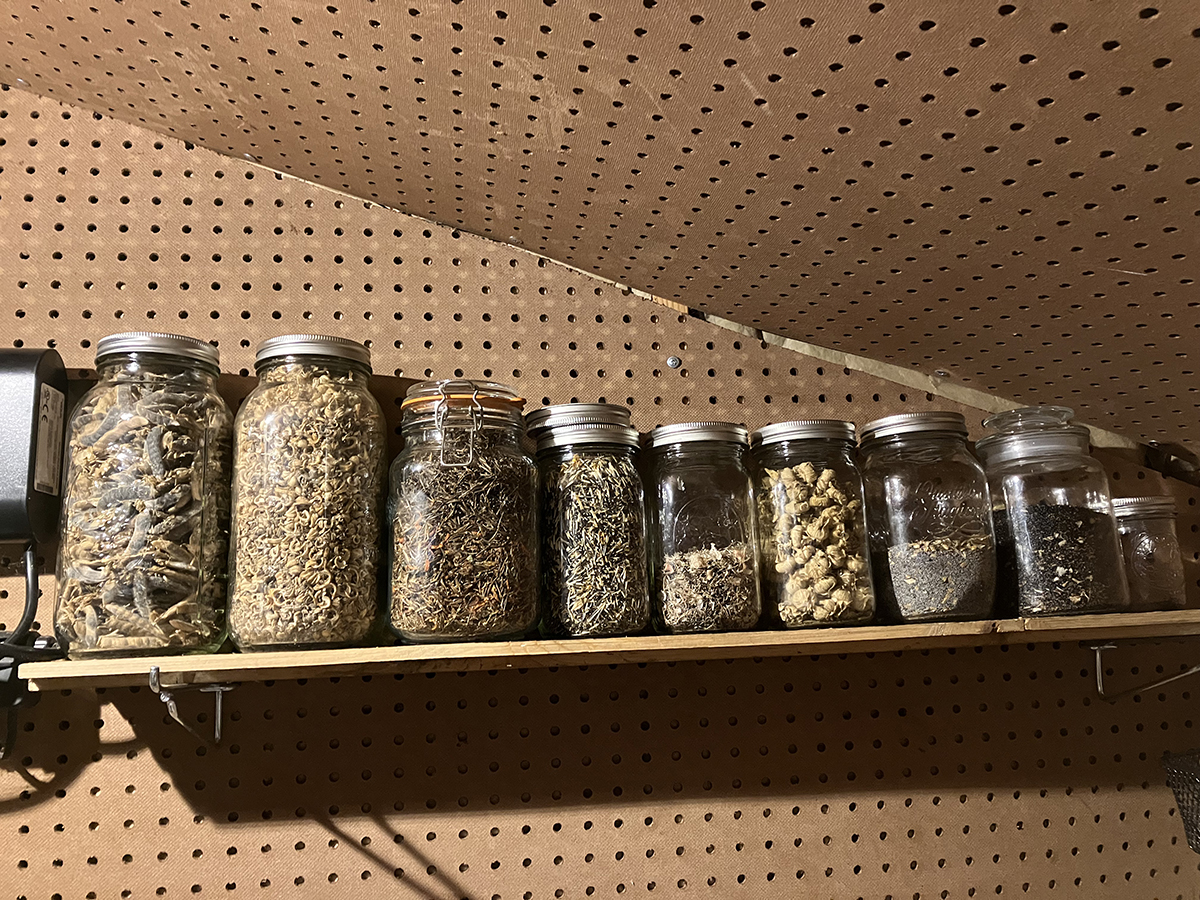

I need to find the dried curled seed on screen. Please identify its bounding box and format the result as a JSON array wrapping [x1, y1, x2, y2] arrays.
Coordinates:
[[228, 363, 385, 648]]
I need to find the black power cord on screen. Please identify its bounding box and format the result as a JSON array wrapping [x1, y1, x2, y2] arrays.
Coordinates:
[[0, 542, 64, 759], [0, 543, 62, 662]]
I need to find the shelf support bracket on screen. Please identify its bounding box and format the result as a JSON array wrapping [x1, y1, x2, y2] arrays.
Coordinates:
[[1092, 643, 1200, 703], [148, 666, 235, 744]]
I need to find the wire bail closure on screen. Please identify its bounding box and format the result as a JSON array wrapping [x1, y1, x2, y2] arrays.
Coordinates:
[[434, 380, 484, 467]]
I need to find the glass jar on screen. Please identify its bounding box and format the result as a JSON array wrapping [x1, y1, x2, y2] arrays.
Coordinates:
[[389, 380, 539, 642], [751, 421, 874, 627], [528, 404, 649, 638], [860, 413, 997, 623], [228, 336, 386, 650], [1112, 497, 1187, 612], [55, 333, 232, 657], [976, 406, 1129, 617], [645, 422, 761, 634]]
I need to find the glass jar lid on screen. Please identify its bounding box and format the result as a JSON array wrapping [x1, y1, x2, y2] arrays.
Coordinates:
[[535, 422, 640, 453], [1112, 496, 1177, 519], [982, 405, 1074, 432], [255, 334, 372, 370], [860, 411, 967, 443], [645, 421, 748, 449], [526, 402, 632, 436], [401, 379, 525, 418], [974, 405, 1090, 466], [752, 419, 855, 446], [402, 380, 526, 467], [96, 332, 219, 367]]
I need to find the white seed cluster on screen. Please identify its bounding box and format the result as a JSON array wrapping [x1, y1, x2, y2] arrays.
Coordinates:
[[761, 461, 873, 625]]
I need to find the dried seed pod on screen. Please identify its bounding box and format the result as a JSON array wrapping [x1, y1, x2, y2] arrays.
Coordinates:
[[229, 357, 385, 649], [757, 458, 874, 628], [56, 343, 231, 658]]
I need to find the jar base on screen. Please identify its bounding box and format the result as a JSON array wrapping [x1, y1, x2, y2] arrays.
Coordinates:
[[65, 642, 225, 660]]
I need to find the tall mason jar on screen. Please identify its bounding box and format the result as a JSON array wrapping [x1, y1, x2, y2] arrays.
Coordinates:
[[228, 335, 386, 650], [860, 412, 998, 623], [389, 380, 539, 642], [528, 404, 649, 638], [645, 422, 761, 634], [975, 406, 1129, 617], [751, 421, 875, 627], [56, 333, 232, 657], [1112, 497, 1186, 612]]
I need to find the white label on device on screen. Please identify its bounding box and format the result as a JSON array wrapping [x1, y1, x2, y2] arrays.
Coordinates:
[[34, 383, 65, 495]]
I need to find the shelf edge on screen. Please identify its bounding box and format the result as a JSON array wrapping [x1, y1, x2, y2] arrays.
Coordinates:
[[21, 609, 1200, 691]]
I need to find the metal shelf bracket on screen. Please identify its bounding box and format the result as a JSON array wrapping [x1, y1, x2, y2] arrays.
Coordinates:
[[148, 666, 234, 744], [1092, 643, 1200, 703]]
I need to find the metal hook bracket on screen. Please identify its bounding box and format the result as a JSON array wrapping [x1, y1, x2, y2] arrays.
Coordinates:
[[1092, 643, 1200, 703], [148, 666, 235, 744], [435, 380, 483, 467]]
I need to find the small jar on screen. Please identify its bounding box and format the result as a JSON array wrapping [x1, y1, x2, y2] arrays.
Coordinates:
[[389, 380, 538, 642], [751, 421, 874, 627], [529, 404, 649, 638], [645, 422, 761, 634], [55, 333, 232, 657], [976, 406, 1129, 616], [1112, 497, 1187, 612], [860, 413, 997, 623], [228, 336, 386, 650]]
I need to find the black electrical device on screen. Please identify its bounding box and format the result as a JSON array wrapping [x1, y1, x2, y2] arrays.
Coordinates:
[[0, 348, 69, 757], [0, 348, 68, 542]]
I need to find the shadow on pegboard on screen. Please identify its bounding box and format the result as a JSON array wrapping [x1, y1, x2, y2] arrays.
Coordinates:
[[89, 641, 1200, 820], [0, 688, 112, 814]]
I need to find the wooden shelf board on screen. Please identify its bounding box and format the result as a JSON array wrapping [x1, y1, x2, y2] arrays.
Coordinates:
[[21, 609, 1200, 691]]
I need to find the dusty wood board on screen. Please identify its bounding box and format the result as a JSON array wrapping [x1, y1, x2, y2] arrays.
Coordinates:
[[1, 2, 1197, 446], [21, 609, 1200, 692]]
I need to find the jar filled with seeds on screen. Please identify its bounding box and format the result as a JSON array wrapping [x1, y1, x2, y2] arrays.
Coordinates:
[[389, 380, 539, 642], [975, 406, 1129, 617], [528, 404, 649, 638], [1111, 497, 1186, 612], [645, 422, 761, 634], [860, 412, 998, 624], [55, 333, 233, 658], [228, 335, 386, 650], [751, 421, 874, 628]]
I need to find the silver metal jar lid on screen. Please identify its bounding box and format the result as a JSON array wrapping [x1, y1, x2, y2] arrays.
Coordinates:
[[1112, 496, 1177, 519], [536, 422, 640, 452], [95, 332, 219, 367], [752, 419, 856, 446], [645, 421, 749, 449], [526, 403, 632, 435], [860, 411, 967, 443], [255, 334, 372, 370]]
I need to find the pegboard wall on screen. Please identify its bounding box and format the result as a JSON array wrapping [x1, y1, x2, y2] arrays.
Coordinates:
[[0, 86, 985, 435], [2, 22, 1200, 900], [5, 640, 1200, 899], [1, 0, 1197, 446]]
